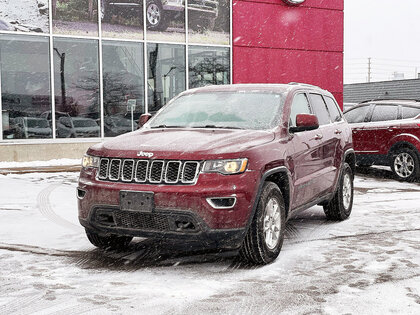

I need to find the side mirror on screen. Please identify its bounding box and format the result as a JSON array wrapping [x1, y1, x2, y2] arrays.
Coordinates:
[[138, 113, 152, 128], [290, 114, 319, 133]]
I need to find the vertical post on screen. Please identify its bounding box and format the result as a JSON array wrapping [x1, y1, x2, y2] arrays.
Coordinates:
[[98, 0, 105, 139], [367, 57, 371, 83], [0, 51, 3, 141], [49, 0, 57, 139], [143, 0, 148, 114], [185, 0, 189, 89]]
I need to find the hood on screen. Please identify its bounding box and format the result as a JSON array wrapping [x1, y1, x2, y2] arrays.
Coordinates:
[[89, 128, 275, 159]]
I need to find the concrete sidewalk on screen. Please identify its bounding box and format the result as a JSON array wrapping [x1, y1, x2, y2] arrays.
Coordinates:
[[0, 165, 81, 175]]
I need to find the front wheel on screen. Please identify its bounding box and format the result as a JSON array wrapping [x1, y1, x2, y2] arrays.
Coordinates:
[[86, 230, 132, 250], [391, 148, 420, 182], [323, 163, 354, 221], [146, 0, 169, 31], [239, 182, 286, 265]]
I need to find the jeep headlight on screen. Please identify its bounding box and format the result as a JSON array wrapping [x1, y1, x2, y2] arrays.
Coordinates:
[[203, 159, 248, 175], [82, 154, 100, 169]]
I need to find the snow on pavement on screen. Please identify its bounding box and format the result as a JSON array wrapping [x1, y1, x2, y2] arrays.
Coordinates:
[[0, 170, 419, 314]]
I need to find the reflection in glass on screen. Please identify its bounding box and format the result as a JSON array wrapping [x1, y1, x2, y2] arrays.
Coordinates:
[[0, 0, 49, 33], [188, 46, 229, 89], [147, 43, 185, 112], [188, 0, 229, 45], [0, 35, 52, 139], [53, 0, 98, 37], [101, 1, 144, 39], [146, 0, 185, 43], [53, 38, 100, 138], [102, 41, 145, 136]]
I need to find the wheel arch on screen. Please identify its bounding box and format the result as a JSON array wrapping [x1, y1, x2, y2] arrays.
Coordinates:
[[388, 141, 420, 159]]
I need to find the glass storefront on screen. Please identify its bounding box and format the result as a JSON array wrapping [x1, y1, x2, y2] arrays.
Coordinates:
[[0, 0, 231, 141]]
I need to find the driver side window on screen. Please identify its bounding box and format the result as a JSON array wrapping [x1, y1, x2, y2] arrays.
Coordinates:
[[289, 93, 311, 127]]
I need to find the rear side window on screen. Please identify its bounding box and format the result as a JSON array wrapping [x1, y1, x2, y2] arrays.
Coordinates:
[[402, 106, 420, 119], [324, 96, 342, 122], [371, 105, 398, 122], [309, 93, 330, 125], [344, 106, 370, 124], [289, 93, 312, 127]]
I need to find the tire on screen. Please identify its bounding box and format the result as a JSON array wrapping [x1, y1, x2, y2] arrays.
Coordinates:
[[86, 229, 132, 250], [239, 182, 286, 265], [146, 0, 169, 31], [323, 163, 354, 221], [391, 148, 420, 182]]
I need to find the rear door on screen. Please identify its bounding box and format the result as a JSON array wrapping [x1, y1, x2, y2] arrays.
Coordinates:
[[368, 104, 400, 154], [307, 93, 338, 197], [288, 93, 324, 208], [344, 105, 373, 153]]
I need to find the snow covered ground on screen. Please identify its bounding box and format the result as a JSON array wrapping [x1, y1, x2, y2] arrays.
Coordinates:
[[0, 168, 419, 314]]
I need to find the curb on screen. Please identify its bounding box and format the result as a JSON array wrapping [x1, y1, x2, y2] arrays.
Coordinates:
[[0, 165, 81, 175]]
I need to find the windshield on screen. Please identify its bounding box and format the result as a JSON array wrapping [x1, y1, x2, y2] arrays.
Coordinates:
[[73, 119, 98, 128], [27, 119, 49, 128], [149, 92, 285, 130]]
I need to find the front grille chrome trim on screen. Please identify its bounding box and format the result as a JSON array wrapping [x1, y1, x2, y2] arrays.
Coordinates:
[[108, 159, 122, 181], [121, 159, 135, 182], [134, 160, 149, 183], [96, 158, 200, 185], [181, 161, 200, 184], [149, 160, 164, 183]]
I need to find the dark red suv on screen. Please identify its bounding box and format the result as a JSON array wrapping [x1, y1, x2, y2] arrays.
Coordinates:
[[78, 84, 355, 264], [344, 100, 420, 181]]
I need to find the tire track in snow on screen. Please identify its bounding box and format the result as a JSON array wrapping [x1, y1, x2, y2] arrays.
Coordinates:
[[36, 183, 81, 232]]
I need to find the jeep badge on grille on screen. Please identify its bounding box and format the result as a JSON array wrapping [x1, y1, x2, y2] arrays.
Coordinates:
[[137, 151, 154, 158]]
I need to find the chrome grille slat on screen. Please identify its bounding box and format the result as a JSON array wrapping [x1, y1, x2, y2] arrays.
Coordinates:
[[135, 160, 149, 182], [165, 161, 181, 183], [109, 159, 121, 181], [97, 158, 200, 185], [121, 160, 134, 182]]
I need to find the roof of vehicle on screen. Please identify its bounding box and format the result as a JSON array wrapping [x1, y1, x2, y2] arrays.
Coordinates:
[[183, 83, 330, 95], [360, 99, 420, 106]]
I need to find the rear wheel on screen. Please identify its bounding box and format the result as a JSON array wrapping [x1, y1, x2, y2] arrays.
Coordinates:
[[240, 182, 286, 265], [324, 163, 354, 221], [391, 148, 420, 181], [86, 230, 132, 250]]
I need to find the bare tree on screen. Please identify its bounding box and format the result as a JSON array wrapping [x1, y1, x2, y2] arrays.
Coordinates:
[[52, 0, 57, 17]]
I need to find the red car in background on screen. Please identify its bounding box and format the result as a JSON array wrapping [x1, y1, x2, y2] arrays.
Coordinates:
[[344, 100, 420, 181]]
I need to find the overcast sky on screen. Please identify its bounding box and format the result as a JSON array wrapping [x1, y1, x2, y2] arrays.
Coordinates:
[[344, 0, 420, 84]]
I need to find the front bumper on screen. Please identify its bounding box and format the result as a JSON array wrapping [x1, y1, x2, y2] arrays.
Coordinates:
[[78, 168, 259, 248]]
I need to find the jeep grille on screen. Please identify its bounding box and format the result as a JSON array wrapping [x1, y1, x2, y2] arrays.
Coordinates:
[[98, 158, 200, 185]]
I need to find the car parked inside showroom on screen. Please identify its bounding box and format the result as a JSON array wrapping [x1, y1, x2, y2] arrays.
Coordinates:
[[101, 0, 218, 32], [78, 83, 355, 265], [343, 99, 420, 181]]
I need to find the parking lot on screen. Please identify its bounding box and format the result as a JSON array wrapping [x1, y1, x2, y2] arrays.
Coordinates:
[[0, 167, 419, 314]]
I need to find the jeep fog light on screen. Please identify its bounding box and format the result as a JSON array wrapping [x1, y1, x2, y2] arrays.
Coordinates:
[[203, 158, 248, 175], [82, 155, 100, 169]]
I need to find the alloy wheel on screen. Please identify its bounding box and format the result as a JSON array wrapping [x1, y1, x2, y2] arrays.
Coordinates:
[[394, 152, 415, 178], [263, 197, 281, 250], [147, 4, 160, 26], [342, 173, 352, 210]]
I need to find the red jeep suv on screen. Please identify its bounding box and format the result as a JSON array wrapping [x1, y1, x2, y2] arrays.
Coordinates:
[[344, 100, 420, 181], [78, 84, 355, 264]]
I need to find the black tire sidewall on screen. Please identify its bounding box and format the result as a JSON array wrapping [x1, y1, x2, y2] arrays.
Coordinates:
[[391, 148, 420, 181], [255, 182, 286, 262]]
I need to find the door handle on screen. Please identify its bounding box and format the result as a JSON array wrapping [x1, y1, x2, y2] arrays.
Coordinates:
[[314, 134, 323, 140], [335, 129, 342, 135], [388, 126, 396, 131]]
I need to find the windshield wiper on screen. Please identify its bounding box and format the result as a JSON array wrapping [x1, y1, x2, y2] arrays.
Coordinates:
[[192, 125, 244, 130], [150, 125, 185, 129]]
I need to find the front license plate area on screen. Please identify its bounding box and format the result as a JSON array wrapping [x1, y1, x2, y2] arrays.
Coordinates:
[[120, 191, 154, 212]]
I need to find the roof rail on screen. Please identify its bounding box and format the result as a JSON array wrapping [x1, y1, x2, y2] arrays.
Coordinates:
[[288, 82, 322, 89], [360, 98, 420, 103]]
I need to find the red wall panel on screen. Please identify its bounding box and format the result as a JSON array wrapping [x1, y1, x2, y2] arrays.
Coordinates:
[[232, 0, 344, 106]]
